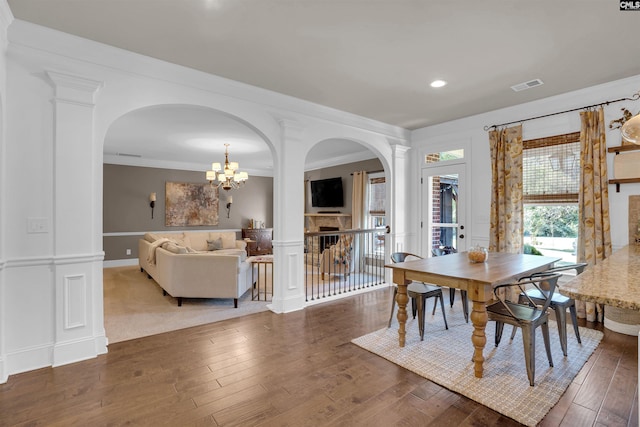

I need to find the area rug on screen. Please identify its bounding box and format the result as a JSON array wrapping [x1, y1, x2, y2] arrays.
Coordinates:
[[104, 266, 270, 343], [352, 306, 603, 426]]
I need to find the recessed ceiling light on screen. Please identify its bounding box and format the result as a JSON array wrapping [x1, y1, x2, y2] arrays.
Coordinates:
[[430, 80, 447, 88]]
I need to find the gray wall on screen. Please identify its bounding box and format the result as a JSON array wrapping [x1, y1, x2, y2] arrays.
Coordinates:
[[103, 164, 273, 261], [304, 158, 383, 214]]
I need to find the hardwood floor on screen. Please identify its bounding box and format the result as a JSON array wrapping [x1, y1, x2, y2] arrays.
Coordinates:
[[0, 287, 637, 426]]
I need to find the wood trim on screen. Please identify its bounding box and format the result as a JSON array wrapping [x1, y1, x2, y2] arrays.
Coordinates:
[[524, 132, 581, 149], [523, 194, 579, 203], [608, 145, 640, 154]]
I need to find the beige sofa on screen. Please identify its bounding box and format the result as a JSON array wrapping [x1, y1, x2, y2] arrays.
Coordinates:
[[139, 231, 252, 307]]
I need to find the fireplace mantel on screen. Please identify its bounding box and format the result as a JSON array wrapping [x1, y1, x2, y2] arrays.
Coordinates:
[[305, 213, 352, 231]]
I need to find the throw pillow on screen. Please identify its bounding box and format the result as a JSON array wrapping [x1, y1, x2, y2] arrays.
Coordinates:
[[207, 238, 223, 251], [162, 242, 188, 254]]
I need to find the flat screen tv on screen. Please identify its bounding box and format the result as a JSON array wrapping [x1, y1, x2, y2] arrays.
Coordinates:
[[311, 177, 344, 208]]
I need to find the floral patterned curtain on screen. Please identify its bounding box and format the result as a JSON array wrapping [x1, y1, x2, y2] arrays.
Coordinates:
[[352, 171, 368, 272], [489, 125, 524, 254], [352, 171, 368, 229], [576, 107, 612, 322]]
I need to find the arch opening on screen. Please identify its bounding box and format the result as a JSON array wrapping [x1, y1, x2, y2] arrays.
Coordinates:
[[101, 104, 276, 343], [303, 138, 390, 304]]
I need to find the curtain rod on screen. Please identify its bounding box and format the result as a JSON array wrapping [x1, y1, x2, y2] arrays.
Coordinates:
[[483, 91, 640, 131], [350, 169, 384, 176]]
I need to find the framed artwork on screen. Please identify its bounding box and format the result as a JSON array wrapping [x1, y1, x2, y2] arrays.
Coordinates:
[[165, 182, 219, 226]]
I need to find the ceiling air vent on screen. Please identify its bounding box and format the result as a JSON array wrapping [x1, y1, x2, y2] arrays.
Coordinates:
[[510, 79, 544, 92], [116, 152, 142, 158]]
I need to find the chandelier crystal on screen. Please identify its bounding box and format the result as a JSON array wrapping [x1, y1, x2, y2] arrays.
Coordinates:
[[206, 144, 249, 191]]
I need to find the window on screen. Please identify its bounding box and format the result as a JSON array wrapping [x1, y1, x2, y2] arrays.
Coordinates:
[[368, 176, 385, 216], [523, 133, 579, 204], [425, 149, 464, 164], [367, 173, 386, 253], [368, 175, 385, 228], [523, 132, 580, 263]]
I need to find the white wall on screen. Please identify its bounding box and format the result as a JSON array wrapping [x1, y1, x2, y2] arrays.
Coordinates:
[[0, 0, 12, 384], [412, 74, 640, 254], [0, 17, 409, 381]]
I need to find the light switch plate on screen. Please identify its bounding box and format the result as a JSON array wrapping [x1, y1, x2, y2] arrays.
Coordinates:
[[27, 217, 49, 233]]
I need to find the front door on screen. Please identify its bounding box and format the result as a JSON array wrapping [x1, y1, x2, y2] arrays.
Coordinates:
[[421, 163, 466, 256]]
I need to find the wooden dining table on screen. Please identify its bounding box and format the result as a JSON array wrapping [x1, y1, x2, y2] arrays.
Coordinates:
[[386, 251, 559, 378]]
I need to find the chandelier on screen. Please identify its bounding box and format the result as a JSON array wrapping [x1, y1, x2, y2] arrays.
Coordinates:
[[205, 144, 249, 191]]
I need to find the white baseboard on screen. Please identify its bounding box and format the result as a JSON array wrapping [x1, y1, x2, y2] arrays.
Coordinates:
[[53, 336, 107, 367], [104, 259, 139, 268], [604, 316, 640, 336], [5, 343, 52, 378], [0, 357, 6, 384]]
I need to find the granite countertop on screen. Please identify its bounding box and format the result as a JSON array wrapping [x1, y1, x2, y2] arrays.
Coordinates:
[[560, 245, 640, 310]]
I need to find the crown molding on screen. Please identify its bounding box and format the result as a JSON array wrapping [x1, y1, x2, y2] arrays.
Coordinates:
[[103, 154, 274, 177], [0, 0, 13, 32], [8, 19, 410, 142], [303, 150, 377, 172]]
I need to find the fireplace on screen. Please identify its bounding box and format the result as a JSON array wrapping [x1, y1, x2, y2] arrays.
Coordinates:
[[318, 226, 340, 252], [304, 213, 352, 232]]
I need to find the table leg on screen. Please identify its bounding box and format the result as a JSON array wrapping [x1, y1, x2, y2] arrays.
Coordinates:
[[396, 283, 409, 347], [470, 298, 488, 378]]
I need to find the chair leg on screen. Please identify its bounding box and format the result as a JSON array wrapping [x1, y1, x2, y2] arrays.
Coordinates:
[[510, 293, 527, 341], [411, 297, 417, 319], [416, 296, 426, 341], [569, 303, 582, 344], [461, 290, 469, 323], [541, 320, 554, 368], [495, 321, 504, 347], [554, 306, 569, 357], [438, 294, 448, 330], [432, 297, 437, 315], [449, 287, 455, 307], [510, 325, 518, 341], [388, 286, 398, 328], [521, 326, 536, 387]]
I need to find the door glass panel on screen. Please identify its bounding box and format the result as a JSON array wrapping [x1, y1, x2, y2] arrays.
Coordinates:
[[423, 164, 465, 255], [430, 173, 458, 252]]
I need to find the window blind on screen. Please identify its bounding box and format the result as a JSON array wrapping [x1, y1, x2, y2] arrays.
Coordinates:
[[368, 177, 385, 215], [523, 132, 580, 204]]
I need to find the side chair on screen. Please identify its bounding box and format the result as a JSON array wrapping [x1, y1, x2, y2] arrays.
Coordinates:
[[389, 252, 448, 341], [509, 262, 588, 356], [487, 273, 562, 386], [432, 248, 469, 323]]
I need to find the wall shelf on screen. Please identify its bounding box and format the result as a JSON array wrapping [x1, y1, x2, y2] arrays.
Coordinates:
[[608, 145, 640, 192], [608, 145, 640, 154], [609, 178, 640, 193]]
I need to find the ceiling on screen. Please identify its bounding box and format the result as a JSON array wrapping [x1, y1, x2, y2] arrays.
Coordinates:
[[7, 1, 640, 173]]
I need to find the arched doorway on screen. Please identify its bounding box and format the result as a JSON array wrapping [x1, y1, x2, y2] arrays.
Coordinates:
[[303, 138, 390, 304], [102, 104, 275, 342]]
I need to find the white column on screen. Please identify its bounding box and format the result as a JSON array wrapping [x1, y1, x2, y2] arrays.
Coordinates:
[[389, 144, 412, 254], [269, 119, 306, 313], [46, 71, 107, 366]]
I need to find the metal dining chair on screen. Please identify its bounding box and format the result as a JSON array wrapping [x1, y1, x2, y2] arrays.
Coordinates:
[[389, 252, 448, 340], [487, 273, 562, 386], [432, 248, 469, 323], [509, 263, 588, 356]]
